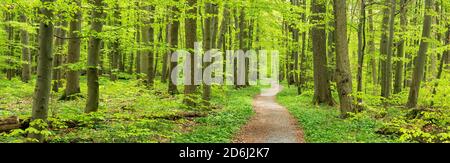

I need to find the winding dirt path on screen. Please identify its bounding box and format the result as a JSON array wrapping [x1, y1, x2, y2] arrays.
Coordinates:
[[233, 83, 305, 143]]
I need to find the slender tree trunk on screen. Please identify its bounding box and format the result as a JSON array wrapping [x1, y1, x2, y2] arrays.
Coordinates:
[[334, 0, 355, 118], [162, 23, 170, 83], [85, 0, 105, 113], [394, 0, 407, 94], [110, 1, 121, 81], [20, 14, 31, 83], [202, 2, 218, 104], [29, 0, 55, 142], [407, 0, 434, 108], [63, 0, 82, 99], [145, 6, 155, 87], [356, 0, 366, 104], [298, 0, 307, 95], [136, 26, 141, 74], [184, 0, 198, 107], [140, 29, 149, 78], [383, 0, 395, 98], [52, 22, 67, 92], [217, 4, 230, 51], [311, 0, 334, 106], [367, 0, 377, 86], [239, 6, 249, 87], [380, 0, 391, 98], [168, 3, 180, 95], [5, 9, 14, 80]]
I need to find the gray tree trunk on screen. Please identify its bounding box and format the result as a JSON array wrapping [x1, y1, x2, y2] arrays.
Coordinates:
[[20, 14, 31, 83], [367, 0, 377, 86], [394, 0, 407, 94], [407, 0, 434, 108], [168, 2, 180, 95], [63, 0, 82, 100], [379, 0, 391, 98], [202, 2, 218, 104], [311, 0, 334, 106], [183, 0, 198, 107], [29, 0, 55, 142], [334, 0, 355, 118], [356, 0, 366, 104], [110, 1, 121, 81], [52, 22, 67, 92], [85, 0, 105, 113]]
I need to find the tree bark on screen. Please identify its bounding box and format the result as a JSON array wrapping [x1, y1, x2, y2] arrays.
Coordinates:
[[334, 0, 355, 118], [356, 0, 366, 104], [110, 1, 121, 81], [145, 6, 155, 88], [311, 0, 334, 106], [168, 2, 180, 95], [52, 22, 67, 92], [407, 0, 433, 108], [162, 23, 170, 83], [184, 0, 198, 107], [379, 0, 391, 98], [202, 2, 218, 104], [63, 0, 82, 100], [394, 0, 407, 94], [5, 8, 14, 80], [29, 0, 55, 142], [85, 0, 105, 113], [367, 0, 377, 86], [20, 14, 31, 83]]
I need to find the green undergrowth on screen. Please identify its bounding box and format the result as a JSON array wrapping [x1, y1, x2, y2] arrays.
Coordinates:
[[0, 76, 260, 143], [277, 85, 397, 143], [173, 86, 259, 143]]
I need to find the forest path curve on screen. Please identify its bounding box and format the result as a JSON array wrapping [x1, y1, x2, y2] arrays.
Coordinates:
[[233, 82, 305, 143]]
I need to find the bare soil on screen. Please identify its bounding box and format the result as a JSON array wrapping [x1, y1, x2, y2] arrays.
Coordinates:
[[233, 83, 305, 143]]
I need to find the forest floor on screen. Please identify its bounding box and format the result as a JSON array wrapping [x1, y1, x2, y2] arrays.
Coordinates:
[[233, 82, 305, 143], [0, 76, 260, 143]]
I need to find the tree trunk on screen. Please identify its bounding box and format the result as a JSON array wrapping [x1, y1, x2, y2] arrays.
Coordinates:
[[52, 22, 67, 92], [367, 0, 377, 86], [144, 6, 155, 87], [380, 0, 391, 98], [29, 0, 55, 142], [85, 0, 105, 113], [202, 2, 218, 104], [407, 0, 433, 108], [63, 0, 82, 100], [168, 2, 180, 95], [20, 14, 31, 83], [5, 9, 14, 80], [356, 0, 366, 104], [311, 0, 334, 106], [161, 24, 170, 83], [136, 26, 141, 74], [334, 0, 355, 118], [394, 0, 407, 94], [184, 0, 198, 107]]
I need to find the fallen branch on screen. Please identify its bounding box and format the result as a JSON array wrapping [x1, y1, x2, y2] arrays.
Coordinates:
[[0, 116, 20, 133]]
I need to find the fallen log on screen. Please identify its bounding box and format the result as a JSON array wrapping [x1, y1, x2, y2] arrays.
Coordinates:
[[0, 116, 20, 133], [142, 112, 208, 120]]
